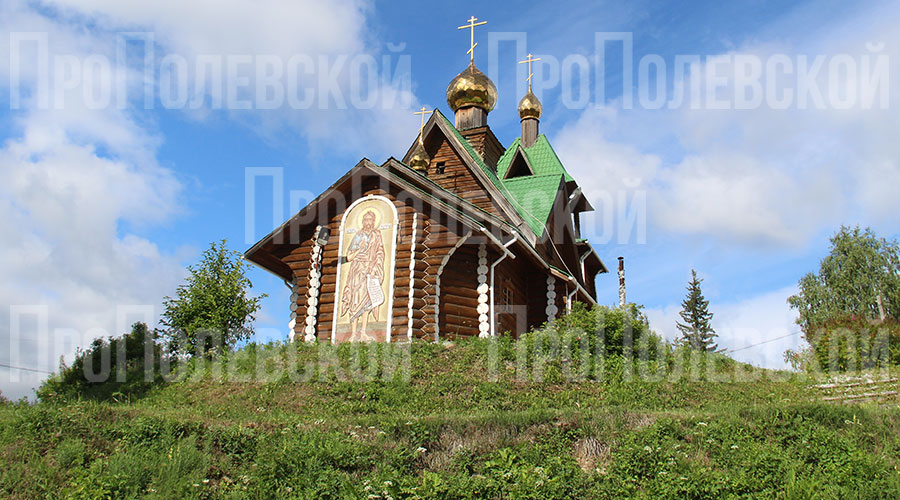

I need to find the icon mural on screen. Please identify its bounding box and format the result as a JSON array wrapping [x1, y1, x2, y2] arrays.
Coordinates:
[[332, 197, 397, 342]]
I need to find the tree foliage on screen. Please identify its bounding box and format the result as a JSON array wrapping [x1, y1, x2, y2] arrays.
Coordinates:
[[788, 225, 900, 333], [550, 302, 664, 358], [787, 226, 900, 372], [37, 322, 165, 401], [676, 270, 718, 351], [160, 240, 266, 355]]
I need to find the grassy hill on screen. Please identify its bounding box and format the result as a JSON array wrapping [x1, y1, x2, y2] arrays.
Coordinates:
[[2, 337, 899, 499]]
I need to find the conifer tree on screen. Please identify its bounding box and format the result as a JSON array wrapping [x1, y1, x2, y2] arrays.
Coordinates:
[[676, 269, 718, 351]]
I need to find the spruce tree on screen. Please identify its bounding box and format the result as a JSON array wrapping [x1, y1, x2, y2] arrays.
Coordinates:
[[676, 269, 718, 351]]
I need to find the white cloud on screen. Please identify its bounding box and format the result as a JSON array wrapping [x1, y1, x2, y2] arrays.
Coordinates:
[[557, 4, 899, 370], [553, 3, 900, 248], [0, 117, 186, 400], [41, 0, 369, 58], [0, 0, 427, 399], [0, 4, 187, 400], [31, 0, 422, 160]]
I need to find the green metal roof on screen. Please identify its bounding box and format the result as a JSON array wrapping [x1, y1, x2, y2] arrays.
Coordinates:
[[436, 112, 568, 239], [501, 174, 563, 236], [496, 134, 574, 183]]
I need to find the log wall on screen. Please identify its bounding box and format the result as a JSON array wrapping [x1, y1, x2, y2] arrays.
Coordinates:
[[424, 134, 505, 217], [284, 179, 472, 343], [437, 244, 482, 339]]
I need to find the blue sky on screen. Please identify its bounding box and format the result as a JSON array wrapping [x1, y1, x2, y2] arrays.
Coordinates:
[[2, 0, 898, 399]]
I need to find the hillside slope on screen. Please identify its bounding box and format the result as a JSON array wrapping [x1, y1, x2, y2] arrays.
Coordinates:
[[2, 339, 899, 499]]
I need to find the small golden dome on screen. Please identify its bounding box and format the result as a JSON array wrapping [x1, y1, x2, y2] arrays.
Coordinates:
[[518, 90, 542, 120], [408, 138, 429, 172], [446, 62, 497, 112]]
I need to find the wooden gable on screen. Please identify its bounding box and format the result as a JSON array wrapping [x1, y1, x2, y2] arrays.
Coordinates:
[[420, 130, 505, 216], [539, 182, 590, 288], [401, 111, 538, 245]]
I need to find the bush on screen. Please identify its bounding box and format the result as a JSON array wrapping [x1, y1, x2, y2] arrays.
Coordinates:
[[550, 303, 664, 358], [528, 303, 665, 358], [37, 322, 168, 402], [803, 316, 900, 373], [512, 303, 668, 383]]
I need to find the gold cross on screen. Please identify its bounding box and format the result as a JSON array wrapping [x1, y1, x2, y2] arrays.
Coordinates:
[[519, 53, 541, 91], [413, 106, 431, 133], [458, 16, 487, 63]]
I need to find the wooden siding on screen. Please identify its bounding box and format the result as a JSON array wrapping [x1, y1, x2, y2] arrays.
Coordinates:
[[460, 126, 505, 171], [437, 244, 482, 339], [423, 132, 506, 217], [494, 256, 532, 338]]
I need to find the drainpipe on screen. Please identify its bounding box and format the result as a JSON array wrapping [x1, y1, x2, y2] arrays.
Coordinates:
[[481, 228, 517, 338], [579, 249, 591, 285], [566, 285, 577, 312]]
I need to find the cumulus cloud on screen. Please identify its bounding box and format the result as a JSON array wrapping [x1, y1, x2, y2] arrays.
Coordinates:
[[0, 114, 186, 399], [554, 2, 898, 371], [0, 3, 191, 399], [554, 3, 900, 248], [31, 0, 422, 160], [0, 0, 426, 399]]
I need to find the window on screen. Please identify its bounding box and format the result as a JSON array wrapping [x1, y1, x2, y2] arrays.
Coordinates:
[[505, 152, 533, 178], [502, 282, 513, 305], [435, 161, 446, 174]]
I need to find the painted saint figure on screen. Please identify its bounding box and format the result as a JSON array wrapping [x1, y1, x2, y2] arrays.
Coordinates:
[[339, 210, 385, 341]]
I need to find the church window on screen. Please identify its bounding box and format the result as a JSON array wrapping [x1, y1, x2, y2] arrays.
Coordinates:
[[502, 281, 513, 305]]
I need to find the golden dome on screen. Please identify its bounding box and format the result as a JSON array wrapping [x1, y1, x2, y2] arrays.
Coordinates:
[[446, 62, 497, 112], [518, 90, 542, 120], [408, 137, 429, 172]]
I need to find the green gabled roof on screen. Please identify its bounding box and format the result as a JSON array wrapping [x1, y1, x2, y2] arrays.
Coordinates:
[[496, 134, 574, 183], [436, 112, 567, 239], [500, 174, 563, 236]]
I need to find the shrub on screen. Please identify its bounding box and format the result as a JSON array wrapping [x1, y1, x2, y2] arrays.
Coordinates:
[[803, 316, 900, 373], [37, 322, 168, 402], [522, 303, 664, 359]]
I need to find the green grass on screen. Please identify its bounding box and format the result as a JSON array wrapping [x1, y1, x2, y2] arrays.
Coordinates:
[[2, 338, 899, 499]]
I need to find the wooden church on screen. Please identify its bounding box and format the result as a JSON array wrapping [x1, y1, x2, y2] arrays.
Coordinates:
[[245, 19, 608, 343]]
